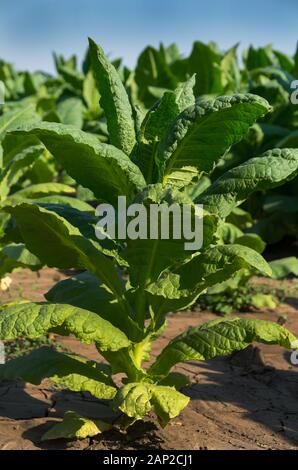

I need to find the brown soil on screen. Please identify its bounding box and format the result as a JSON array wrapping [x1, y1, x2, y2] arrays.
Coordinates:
[[0, 269, 298, 450]]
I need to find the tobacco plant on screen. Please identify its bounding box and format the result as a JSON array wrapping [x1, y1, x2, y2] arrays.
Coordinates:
[[0, 39, 298, 438]]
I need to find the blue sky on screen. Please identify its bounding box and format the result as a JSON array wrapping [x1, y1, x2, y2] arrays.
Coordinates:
[[0, 0, 297, 72]]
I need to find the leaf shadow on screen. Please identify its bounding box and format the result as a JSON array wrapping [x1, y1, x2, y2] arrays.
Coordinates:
[[0, 379, 49, 420], [22, 420, 72, 450]]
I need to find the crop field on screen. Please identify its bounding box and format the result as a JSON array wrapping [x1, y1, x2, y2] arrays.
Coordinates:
[[0, 38, 297, 451]]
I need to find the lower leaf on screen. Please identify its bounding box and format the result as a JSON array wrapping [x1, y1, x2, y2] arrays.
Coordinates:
[[151, 386, 189, 427], [42, 411, 112, 441], [0, 347, 117, 399], [112, 382, 189, 426]]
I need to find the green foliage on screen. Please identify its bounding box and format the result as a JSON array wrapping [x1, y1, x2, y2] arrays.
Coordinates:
[[199, 284, 278, 315], [0, 347, 116, 399], [88, 38, 136, 155], [270, 257, 298, 279], [159, 94, 270, 187], [0, 38, 298, 432]]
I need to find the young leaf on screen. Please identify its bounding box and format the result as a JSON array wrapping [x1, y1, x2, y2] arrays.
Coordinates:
[[158, 94, 270, 187], [83, 71, 100, 114], [113, 383, 152, 420], [135, 76, 196, 183], [221, 44, 241, 91], [88, 38, 136, 155], [149, 317, 298, 377]]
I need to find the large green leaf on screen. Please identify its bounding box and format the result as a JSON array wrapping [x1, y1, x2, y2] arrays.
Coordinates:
[[135, 76, 195, 183], [145, 244, 271, 320], [34, 202, 98, 237], [158, 94, 270, 187], [149, 317, 298, 377], [33, 202, 126, 267], [88, 38, 136, 155], [10, 122, 145, 205], [30, 201, 127, 266], [4, 203, 125, 303], [0, 302, 130, 351], [198, 148, 298, 218], [0, 347, 117, 399]]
